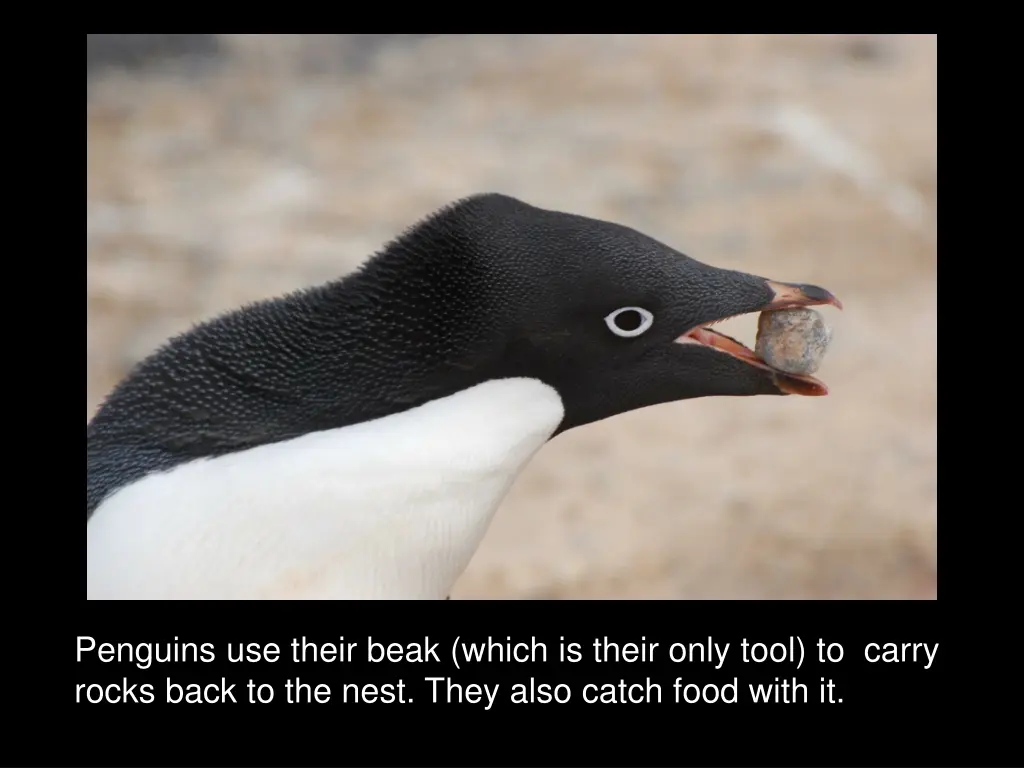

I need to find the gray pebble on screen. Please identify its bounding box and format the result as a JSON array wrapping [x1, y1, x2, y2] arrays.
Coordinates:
[[755, 308, 833, 376]]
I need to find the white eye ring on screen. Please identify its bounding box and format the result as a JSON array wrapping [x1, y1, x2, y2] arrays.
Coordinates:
[[605, 306, 654, 338]]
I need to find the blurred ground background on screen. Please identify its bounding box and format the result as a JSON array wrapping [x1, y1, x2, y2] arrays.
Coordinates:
[[86, 34, 937, 599]]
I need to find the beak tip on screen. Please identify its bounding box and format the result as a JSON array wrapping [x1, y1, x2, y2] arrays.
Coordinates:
[[774, 374, 830, 397], [828, 293, 844, 311], [766, 280, 842, 312], [802, 283, 843, 311]]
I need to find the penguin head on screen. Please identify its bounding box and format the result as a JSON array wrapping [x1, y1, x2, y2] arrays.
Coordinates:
[[373, 193, 842, 433], [88, 192, 841, 512]]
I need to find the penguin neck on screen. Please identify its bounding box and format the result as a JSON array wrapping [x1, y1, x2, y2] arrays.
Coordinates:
[[87, 243, 507, 516]]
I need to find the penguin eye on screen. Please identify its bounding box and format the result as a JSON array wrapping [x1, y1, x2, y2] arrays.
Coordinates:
[[604, 307, 654, 338]]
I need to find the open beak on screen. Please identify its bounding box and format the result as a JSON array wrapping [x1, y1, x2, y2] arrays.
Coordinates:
[[675, 280, 843, 396]]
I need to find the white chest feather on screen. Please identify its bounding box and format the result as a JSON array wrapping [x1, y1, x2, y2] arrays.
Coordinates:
[[87, 378, 564, 600]]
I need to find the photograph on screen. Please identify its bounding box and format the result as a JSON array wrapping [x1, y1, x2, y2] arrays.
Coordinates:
[[86, 34, 937, 600]]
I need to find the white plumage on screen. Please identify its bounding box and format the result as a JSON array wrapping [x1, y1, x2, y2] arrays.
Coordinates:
[[87, 378, 564, 600]]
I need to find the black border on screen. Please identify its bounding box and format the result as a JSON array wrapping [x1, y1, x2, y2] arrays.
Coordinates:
[[54, 29, 992, 768]]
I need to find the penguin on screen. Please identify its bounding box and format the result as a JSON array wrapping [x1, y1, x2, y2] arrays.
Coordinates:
[[87, 193, 841, 600]]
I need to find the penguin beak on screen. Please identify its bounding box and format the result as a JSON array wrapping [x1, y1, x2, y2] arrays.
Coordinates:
[[761, 280, 844, 313], [675, 280, 842, 396]]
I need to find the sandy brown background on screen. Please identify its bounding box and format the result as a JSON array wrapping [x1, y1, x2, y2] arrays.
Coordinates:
[[86, 34, 937, 599]]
